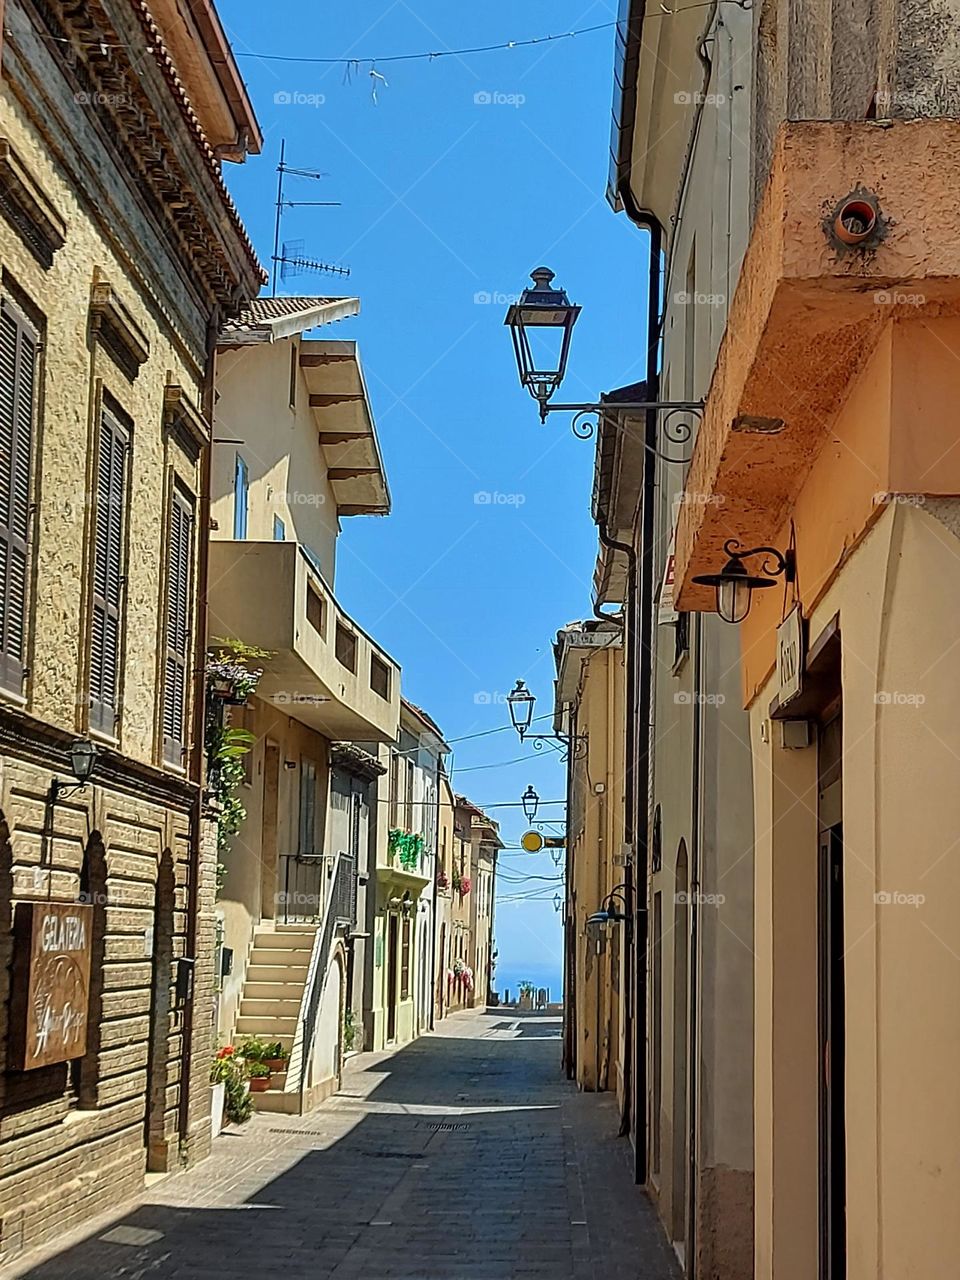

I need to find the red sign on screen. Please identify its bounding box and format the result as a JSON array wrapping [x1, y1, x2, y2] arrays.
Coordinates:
[[9, 901, 93, 1070]]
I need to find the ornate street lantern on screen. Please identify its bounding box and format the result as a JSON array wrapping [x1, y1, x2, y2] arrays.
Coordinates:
[[50, 738, 99, 804], [504, 268, 581, 422], [693, 540, 796, 625], [521, 784, 540, 823], [507, 680, 536, 740]]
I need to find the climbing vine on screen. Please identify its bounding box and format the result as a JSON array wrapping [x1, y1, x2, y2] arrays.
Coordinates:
[[388, 828, 425, 870]]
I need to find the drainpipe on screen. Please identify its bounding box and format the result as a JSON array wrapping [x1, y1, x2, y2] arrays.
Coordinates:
[[428, 753, 442, 1029], [178, 311, 219, 1155], [605, 211, 663, 1186], [686, 613, 704, 1273]]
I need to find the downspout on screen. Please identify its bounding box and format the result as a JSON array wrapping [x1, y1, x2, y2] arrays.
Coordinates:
[[429, 753, 442, 1028], [687, 614, 704, 1273], [563, 705, 579, 1078], [178, 312, 218, 1155], [597, 520, 636, 1128]]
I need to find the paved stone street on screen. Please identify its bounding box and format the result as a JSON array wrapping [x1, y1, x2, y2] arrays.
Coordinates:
[[3, 1012, 680, 1280]]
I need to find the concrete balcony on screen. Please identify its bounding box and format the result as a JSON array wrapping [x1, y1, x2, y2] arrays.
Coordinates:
[[675, 120, 960, 612], [208, 540, 400, 742]]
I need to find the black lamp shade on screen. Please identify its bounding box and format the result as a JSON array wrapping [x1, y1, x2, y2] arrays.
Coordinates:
[[507, 680, 536, 737], [69, 738, 99, 784], [693, 553, 778, 625], [505, 269, 581, 416], [521, 784, 539, 822]]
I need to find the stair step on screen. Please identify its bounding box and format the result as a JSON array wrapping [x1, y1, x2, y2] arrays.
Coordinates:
[[250, 948, 314, 966], [247, 963, 312, 983], [253, 931, 317, 952], [240, 997, 302, 1018], [236, 1015, 299, 1035], [244, 980, 306, 1000]]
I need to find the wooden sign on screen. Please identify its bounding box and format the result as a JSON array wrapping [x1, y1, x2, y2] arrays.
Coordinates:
[[9, 901, 93, 1070]]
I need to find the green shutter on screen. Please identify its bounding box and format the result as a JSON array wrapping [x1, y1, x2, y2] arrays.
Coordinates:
[[163, 489, 193, 765], [0, 300, 35, 695], [90, 409, 127, 734]]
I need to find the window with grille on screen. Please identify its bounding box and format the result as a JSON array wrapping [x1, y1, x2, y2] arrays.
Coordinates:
[[0, 299, 36, 696], [90, 406, 128, 736], [162, 487, 193, 765]]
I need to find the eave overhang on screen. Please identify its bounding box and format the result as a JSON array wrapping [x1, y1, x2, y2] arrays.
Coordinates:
[[675, 120, 960, 611], [591, 383, 648, 604], [300, 339, 390, 516]]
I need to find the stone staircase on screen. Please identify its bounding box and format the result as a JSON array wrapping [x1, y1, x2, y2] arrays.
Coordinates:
[[235, 922, 318, 1113]]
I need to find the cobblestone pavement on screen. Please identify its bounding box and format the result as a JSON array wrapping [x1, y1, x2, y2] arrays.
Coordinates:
[[3, 1011, 680, 1280]]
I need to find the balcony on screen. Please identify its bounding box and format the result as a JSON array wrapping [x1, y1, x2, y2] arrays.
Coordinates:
[[208, 540, 400, 742]]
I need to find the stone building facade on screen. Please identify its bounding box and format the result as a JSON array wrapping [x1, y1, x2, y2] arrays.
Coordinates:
[[0, 0, 261, 1262]]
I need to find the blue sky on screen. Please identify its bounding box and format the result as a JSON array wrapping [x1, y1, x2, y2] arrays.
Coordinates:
[[221, 1, 648, 996]]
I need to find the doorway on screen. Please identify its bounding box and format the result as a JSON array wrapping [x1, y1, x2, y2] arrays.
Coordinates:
[[818, 708, 846, 1279], [386, 913, 399, 1042], [671, 841, 689, 1250], [260, 741, 280, 919]]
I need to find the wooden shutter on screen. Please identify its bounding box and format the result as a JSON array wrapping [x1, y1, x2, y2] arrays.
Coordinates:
[[0, 300, 35, 694], [162, 488, 193, 765], [90, 409, 127, 735]]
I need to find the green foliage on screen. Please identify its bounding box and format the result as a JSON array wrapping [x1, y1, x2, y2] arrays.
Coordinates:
[[388, 828, 425, 869], [238, 1037, 287, 1063], [246, 1061, 272, 1079], [518, 980, 537, 996], [211, 1046, 253, 1124], [343, 1008, 358, 1052]]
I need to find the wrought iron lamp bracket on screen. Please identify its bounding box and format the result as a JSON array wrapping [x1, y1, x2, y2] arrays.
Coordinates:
[[542, 400, 704, 464]]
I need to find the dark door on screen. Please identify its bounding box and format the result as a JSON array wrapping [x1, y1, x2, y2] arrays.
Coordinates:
[[818, 702, 845, 1280], [819, 822, 846, 1280], [386, 914, 399, 1042]]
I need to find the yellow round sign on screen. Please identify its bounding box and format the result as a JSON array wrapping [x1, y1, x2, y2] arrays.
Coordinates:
[[521, 830, 544, 853]]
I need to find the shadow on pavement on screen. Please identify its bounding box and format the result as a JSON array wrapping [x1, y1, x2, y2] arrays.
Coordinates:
[[4, 1013, 679, 1280]]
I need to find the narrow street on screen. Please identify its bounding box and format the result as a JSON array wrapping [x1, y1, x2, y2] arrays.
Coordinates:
[[3, 1012, 678, 1280]]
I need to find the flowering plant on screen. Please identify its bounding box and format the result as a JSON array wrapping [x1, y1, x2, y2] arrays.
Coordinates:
[[459, 876, 472, 897], [436, 867, 450, 890], [210, 1045, 253, 1124]]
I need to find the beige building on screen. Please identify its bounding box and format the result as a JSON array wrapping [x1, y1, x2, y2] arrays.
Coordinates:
[[364, 699, 447, 1051], [208, 299, 400, 1111], [0, 0, 262, 1262], [604, 2, 960, 1278], [433, 770, 456, 1021], [553, 621, 625, 1095]]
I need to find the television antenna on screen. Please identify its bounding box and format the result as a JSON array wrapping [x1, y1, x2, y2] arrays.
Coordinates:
[[270, 139, 350, 292]]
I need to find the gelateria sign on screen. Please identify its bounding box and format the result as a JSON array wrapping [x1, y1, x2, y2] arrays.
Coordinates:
[[9, 901, 93, 1070]]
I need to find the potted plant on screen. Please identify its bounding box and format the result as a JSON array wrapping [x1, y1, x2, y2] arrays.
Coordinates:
[[265, 1041, 289, 1073], [436, 867, 450, 891], [211, 1045, 252, 1125], [247, 1061, 272, 1092]]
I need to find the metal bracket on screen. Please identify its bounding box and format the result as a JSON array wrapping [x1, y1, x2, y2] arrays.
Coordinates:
[[543, 400, 704, 464]]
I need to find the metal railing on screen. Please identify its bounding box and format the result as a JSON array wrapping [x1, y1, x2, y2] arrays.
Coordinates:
[[292, 851, 356, 1108]]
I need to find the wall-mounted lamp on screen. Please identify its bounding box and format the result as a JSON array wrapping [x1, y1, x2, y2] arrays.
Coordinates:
[[507, 679, 585, 759], [586, 885, 629, 930], [692, 539, 796, 624], [49, 738, 99, 804]]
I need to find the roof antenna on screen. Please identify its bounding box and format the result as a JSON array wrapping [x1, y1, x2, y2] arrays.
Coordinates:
[[270, 138, 350, 294]]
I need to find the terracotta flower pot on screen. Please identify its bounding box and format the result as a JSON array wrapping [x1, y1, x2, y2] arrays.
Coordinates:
[[266, 1057, 287, 1073], [249, 1075, 272, 1093]]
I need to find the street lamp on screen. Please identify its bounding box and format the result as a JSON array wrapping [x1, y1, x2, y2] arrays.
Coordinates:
[[586, 885, 629, 929], [553, 893, 562, 914], [507, 680, 536, 739], [49, 738, 99, 804], [505, 266, 703, 451], [508, 678, 586, 758], [521, 784, 540, 823], [504, 268, 581, 422], [692, 539, 796, 624]]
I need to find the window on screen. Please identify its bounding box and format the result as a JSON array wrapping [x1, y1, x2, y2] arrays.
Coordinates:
[[0, 299, 36, 695], [233, 453, 248, 539], [335, 621, 357, 672], [404, 758, 414, 832], [90, 406, 128, 736], [370, 653, 390, 700], [306, 586, 325, 637], [273, 515, 285, 541], [400, 916, 411, 999], [388, 751, 400, 827], [162, 487, 193, 765], [299, 758, 318, 854]]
